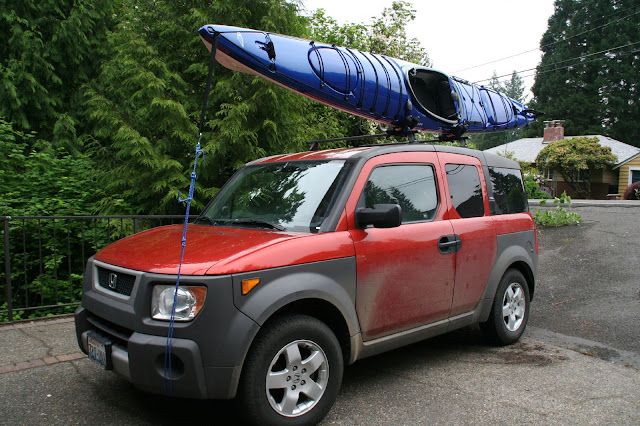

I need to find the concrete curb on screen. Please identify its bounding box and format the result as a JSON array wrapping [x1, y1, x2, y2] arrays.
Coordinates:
[[529, 199, 640, 208]]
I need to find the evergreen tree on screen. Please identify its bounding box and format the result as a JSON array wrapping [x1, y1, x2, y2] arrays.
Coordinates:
[[0, 0, 115, 141], [470, 70, 526, 150], [82, 0, 325, 214], [527, 0, 640, 145]]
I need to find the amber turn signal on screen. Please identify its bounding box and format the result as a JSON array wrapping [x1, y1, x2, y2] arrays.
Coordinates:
[[241, 278, 260, 295]]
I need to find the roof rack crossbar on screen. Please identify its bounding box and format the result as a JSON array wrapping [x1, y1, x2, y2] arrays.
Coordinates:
[[307, 129, 467, 151]]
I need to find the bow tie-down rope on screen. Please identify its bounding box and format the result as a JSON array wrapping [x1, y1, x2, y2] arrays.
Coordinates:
[[164, 32, 219, 395]]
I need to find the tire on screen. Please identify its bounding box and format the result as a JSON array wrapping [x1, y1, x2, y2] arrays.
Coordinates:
[[482, 269, 530, 346], [238, 315, 343, 426]]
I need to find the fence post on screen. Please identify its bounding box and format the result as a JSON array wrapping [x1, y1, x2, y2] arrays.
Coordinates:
[[4, 217, 12, 322]]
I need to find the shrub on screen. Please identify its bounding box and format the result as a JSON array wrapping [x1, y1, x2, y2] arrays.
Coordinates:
[[622, 181, 640, 200], [533, 191, 581, 227]]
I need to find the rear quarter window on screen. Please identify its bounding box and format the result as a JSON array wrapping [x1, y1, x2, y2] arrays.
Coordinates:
[[445, 163, 485, 218], [488, 167, 528, 214]]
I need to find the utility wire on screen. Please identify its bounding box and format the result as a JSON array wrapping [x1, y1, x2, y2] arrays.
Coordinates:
[[454, 7, 640, 74], [501, 47, 639, 82], [473, 40, 640, 84]]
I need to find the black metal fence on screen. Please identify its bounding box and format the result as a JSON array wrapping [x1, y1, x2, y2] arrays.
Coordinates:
[[1, 215, 192, 323]]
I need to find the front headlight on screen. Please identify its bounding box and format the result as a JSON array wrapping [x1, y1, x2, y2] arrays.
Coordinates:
[[151, 285, 207, 321]]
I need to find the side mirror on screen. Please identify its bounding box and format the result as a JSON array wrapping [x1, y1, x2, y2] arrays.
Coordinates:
[[356, 204, 402, 229]]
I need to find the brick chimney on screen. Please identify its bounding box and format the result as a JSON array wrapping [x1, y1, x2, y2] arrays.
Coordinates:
[[543, 120, 565, 143]]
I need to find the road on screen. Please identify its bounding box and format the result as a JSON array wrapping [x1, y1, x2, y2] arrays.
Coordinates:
[[528, 203, 640, 364]]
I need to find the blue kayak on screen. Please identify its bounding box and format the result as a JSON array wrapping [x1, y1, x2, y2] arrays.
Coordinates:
[[198, 24, 537, 138]]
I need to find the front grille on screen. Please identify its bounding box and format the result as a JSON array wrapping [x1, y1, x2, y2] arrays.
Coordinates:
[[97, 266, 136, 296], [86, 313, 133, 348]]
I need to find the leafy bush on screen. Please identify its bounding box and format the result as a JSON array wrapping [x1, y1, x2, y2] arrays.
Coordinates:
[[622, 181, 640, 200], [533, 192, 581, 227], [535, 137, 617, 199], [523, 171, 552, 199]]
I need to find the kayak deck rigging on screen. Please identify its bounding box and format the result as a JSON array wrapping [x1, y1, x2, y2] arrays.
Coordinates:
[[198, 24, 540, 136]]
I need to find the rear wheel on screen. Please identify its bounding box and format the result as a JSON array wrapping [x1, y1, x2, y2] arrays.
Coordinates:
[[238, 315, 343, 426], [482, 269, 530, 345]]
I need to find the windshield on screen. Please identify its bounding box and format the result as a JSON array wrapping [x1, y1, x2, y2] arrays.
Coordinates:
[[197, 160, 351, 233]]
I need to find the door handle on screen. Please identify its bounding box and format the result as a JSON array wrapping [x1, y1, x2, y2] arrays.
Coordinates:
[[438, 234, 462, 254]]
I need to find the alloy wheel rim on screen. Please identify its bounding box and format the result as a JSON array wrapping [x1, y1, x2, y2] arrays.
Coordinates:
[[502, 282, 525, 332], [265, 339, 329, 417]]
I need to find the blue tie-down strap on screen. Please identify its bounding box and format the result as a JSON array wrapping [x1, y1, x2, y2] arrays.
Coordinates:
[[164, 139, 205, 394]]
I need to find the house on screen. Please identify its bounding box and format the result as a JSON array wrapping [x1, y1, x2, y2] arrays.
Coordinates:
[[484, 120, 640, 199]]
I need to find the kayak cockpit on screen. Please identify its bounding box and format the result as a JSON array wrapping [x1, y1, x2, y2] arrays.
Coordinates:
[[407, 68, 459, 123]]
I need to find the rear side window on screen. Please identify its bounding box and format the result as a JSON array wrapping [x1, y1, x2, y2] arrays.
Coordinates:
[[445, 164, 485, 218], [488, 167, 528, 214], [363, 164, 438, 223]]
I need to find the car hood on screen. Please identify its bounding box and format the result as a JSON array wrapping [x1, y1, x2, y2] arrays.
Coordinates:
[[94, 224, 354, 275]]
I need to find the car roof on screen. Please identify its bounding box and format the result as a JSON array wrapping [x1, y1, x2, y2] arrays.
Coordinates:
[[249, 142, 520, 169]]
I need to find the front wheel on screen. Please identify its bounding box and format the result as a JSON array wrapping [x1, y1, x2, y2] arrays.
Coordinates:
[[482, 269, 530, 345], [238, 315, 343, 426]]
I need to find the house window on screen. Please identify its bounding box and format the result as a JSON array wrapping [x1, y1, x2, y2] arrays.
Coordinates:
[[543, 168, 554, 180], [629, 167, 640, 185]]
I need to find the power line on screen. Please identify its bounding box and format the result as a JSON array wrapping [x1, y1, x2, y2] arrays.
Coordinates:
[[493, 47, 639, 84], [473, 40, 640, 84], [454, 7, 640, 74]]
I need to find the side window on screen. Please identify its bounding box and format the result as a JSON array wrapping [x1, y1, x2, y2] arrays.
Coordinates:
[[488, 167, 528, 214], [362, 164, 438, 223], [445, 164, 485, 218]]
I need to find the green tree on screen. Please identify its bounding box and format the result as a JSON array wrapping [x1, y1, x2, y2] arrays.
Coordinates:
[[0, 0, 116, 141], [527, 0, 640, 145], [470, 70, 526, 150], [308, 1, 431, 139], [0, 118, 106, 216], [82, 0, 325, 214], [535, 136, 617, 199], [309, 1, 430, 65]]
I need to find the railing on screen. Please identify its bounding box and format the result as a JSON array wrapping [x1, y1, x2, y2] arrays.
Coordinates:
[[1, 215, 193, 323]]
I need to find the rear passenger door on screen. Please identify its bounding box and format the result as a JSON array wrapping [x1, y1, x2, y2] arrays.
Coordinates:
[[437, 153, 498, 317], [347, 152, 456, 341]]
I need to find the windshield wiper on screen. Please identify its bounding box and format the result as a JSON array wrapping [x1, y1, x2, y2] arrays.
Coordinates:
[[195, 216, 219, 225], [230, 219, 286, 231], [195, 217, 286, 231]]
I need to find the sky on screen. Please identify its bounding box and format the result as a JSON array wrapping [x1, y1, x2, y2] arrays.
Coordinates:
[[300, 0, 556, 102]]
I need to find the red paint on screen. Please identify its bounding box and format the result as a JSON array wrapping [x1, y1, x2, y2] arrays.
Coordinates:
[[344, 152, 457, 340], [434, 152, 497, 315], [492, 212, 536, 235], [447, 216, 497, 315], [95, 224, 354, 275]]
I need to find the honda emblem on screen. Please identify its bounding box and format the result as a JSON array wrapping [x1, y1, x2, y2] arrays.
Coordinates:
[[108, 273, 118, 289]]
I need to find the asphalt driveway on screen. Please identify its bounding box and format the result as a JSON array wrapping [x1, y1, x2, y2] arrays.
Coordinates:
[[529, 202, 640, 358]]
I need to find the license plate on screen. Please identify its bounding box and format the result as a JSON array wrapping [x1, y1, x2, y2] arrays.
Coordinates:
[[87, 332, 112, 370]]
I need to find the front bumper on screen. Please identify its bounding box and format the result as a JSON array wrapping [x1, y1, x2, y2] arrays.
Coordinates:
[[74, 259, 259, 399], [75, 307, 243, 399]]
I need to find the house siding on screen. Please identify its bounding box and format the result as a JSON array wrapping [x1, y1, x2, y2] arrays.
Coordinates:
[[618, 157, 640, 198], [545, 167, 616, 199]]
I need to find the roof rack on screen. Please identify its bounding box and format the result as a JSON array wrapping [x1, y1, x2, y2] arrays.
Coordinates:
[[307, 128, 467, 151]]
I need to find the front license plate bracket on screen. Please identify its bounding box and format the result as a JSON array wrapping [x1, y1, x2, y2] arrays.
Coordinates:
[[87, 331, 113, 370]]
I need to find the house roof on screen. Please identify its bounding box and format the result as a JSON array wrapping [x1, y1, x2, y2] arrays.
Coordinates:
[[483, 135, 640, 166]]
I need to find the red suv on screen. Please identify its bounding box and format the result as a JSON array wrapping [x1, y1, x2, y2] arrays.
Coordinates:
[[75, 142, 537, 425]]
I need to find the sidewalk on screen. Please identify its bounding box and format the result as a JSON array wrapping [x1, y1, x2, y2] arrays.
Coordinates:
[[0, 316, 84, 374], [1, 316, 639, 425]]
